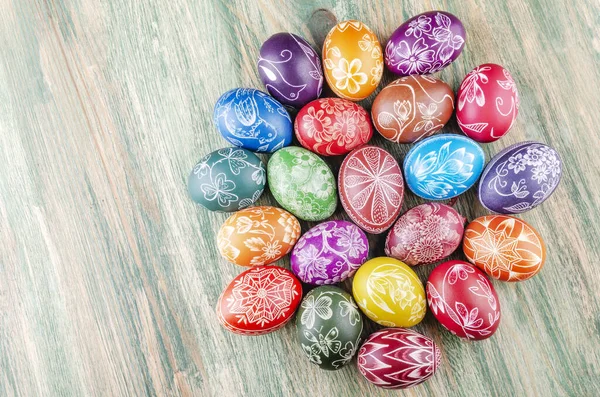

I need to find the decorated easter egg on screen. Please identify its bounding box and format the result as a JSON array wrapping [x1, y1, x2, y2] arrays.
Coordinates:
[[216, 266, 302, 335], [268, 146, 337, 221], [463, 215, 545, 281], [291, 220, 369, 285], [456, 63, 519, 142], [213, 88, 292, 153], [385, 203, 466, 265], [297, 286, 363, 370], [404, 134, 485, 200], [372, 75, 455, 143], [295, 98, 373, 156], [339, 146, 404, 234], [322, 20, 383, 101], [426, 260, 501, 340], [258, 33, 323, 108], [187, 147, 266, 212], [357, 328, 441, 389], [479, 141, 562, 214], [352, 257, 426, 327], [385, 11, 466, 76], [217, 206, 301, 267]]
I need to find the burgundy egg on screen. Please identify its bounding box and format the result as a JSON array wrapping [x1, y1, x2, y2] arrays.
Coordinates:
[[258, 33, 324, 108]]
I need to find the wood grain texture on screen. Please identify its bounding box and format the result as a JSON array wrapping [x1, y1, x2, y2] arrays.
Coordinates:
[[1, 0, 599, 395]]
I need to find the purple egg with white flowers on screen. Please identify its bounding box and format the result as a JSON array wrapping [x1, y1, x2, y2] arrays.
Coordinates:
[[258, 33, 324, 108], [385, 11, 466, 76], [291, 220, 368, 285], [479, 141, 562, 214]]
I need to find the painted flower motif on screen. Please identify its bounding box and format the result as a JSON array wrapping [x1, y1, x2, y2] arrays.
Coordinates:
[[244, 238, 282, 266], [523, 148, 543, 166], [394, 100, 412, 123], [397, 220, 421, 248], [333, 226, 367, 258], [392, 277, 417, 310], [290, 148, 318, 167], [295, 244, 331, 282], [300, 294, 333, 329], [370, 60, 383, 85], [531, 163, 550, 183], [330, 110, 358, 147], [411, 236, 444, 264], [321, 98, 345, 115], [426, 283, 445, 315], [507, 153, 527, 173], [447, 263, 475, 285], [302, 107, 333, 142], [339, 300, 361, 326], [358, 34, 376, 52], [200, 173, 239, 206], [432, 13, 465, 50], [394, 38, 435, 75], [419, 214, 450, 240], [409, 295, 426, 322], [193, 156, 210, 178], [414, 102, 439, 132], [457, 66, 491, 110], [251, 167, 266, 185], [331, 58, 368, 95], [405, 15, 432, 38]]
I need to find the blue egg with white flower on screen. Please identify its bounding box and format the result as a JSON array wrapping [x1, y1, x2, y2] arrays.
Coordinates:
[[403, 134, 485, 200], [187, 147, 266, 212], [214, 88, 293, 153]]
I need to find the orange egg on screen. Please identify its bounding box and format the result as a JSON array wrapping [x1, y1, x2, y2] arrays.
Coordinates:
[[463, 215, 545, 281], [323, 20, 383, 101]]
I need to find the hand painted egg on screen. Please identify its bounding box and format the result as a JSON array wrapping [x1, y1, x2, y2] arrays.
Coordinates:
[[296, 286, 363, 370], [339, 146, 404, 234], [295, 98, 373, 156], [216, 266, 302, 335], [426, 260, 501, 340], [456, 63, 519, 143], [403, 134, 485, 200], [385, 203, 466, 265], [357, 328, 441, 389], [385, 11, 466, 76], [258, 33, 323, 108], [372, 75, 455, 143], [213, 88, 292, 153], [187, 147, 266, 212], [291, 220, 369, 285], [463, 215, 545, 281], [268, 146, 337, 221], [322, 20, 383, 101], [217, 206, 301, 267], [478, 141, 562, 214], [352, 257, 426, 327]]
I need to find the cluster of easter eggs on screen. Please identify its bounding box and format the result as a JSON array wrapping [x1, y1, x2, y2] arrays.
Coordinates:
[[187, 10, 563, 390]]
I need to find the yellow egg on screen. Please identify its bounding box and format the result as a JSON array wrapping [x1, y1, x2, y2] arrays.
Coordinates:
[[352, 257, 426, 327]]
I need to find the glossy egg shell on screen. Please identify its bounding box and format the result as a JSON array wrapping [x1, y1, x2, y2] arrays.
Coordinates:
[[216, 266, 302, 336], [463, 215, 546, 281], [296, 286, 363, 370], [291, 220, 369, 285], [188, 147, 265, 212], [385, 203, 466, 265], [322, 20, 383, 101], [295, 98, 373, 156], [426, 260, 501, 340], [456, 63, 519, 142], [385, 11, 466, 76], [213, 88, 292, 153], [268, 146, 337, 221], [339, 146, 404, 234], [258, 33, 323, 108], [478, 141, 562, 214], [352, 257, 426, 327], [217, 206, 301, 267], [372, 75, 455, 143], [403, 134, 485, 200], [357, 328, 441, 389]]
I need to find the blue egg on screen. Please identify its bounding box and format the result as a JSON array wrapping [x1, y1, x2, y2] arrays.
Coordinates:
[[213, 88, 293, 153], [403, 134, 485, 200]]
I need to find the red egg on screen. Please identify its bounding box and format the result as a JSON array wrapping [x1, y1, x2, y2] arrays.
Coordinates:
[[216, 266, 302, 336], [339, 145, 404, 234], [426, 260, 501, 340], [357, 328, 441, 389], [295, 98, 373, 156], [456, 63, 519, 143]]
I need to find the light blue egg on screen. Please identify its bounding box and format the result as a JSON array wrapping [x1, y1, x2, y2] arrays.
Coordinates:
[[213, 88, 293, 153], [403, 134, 485, 200]]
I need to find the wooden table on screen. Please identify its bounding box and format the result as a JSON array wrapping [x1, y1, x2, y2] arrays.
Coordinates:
[[1, 0, 599, 395]]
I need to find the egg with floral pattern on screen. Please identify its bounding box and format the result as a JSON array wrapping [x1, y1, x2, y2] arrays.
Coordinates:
[[322, 20, 383, 101]]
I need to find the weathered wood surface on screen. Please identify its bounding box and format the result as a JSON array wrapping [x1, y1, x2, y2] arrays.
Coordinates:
[[0, 0, 599, 395]]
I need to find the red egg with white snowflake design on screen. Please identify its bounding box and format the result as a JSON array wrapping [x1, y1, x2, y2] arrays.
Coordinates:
[[295, 98, 373, 156], [216, 266, 302, 336], [456, 63, 519, 143], [385, 203, 466, 266], [426, 260, 501, 340], [339, 145, 404, 234], [357, 328, 441, 389]]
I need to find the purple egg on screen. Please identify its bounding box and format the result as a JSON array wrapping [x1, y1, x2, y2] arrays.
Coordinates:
[[479, 141, 562, 214], [385, 11, 466, 76], [291, 220, 369, 285], [258, 33, 324, 108]]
